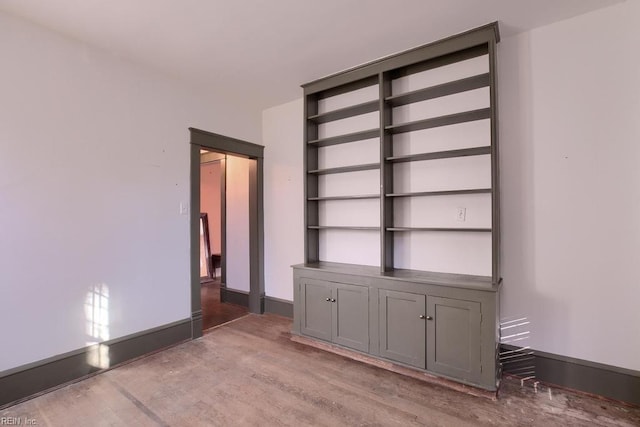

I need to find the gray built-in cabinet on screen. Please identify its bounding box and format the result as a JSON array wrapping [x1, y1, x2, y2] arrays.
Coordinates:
[[292, 23, 502, 391], [300, 279, 370, 352]]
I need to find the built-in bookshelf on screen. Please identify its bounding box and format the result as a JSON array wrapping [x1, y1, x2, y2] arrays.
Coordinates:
[[294, 23, 502, 392], [303, 23, 500, 283]]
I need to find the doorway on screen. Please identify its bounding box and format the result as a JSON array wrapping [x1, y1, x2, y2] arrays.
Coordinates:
[[189, 128, 265, 338], [200, 152, 247, 330]]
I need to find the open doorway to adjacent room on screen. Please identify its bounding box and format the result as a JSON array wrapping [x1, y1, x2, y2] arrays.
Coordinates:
[[199, 150, 248, 329], [190, 129, 265, 338]]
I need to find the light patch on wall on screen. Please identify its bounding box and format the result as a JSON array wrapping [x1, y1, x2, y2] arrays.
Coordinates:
[[85, 283, 110, 369]]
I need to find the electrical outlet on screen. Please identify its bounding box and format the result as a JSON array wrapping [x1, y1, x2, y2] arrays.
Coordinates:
[[180, 202, 189, 215], [456, 207, 466, 222]]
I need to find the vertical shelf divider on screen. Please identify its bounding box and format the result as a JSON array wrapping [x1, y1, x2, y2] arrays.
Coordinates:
[[489, 39, 500, 285], [305, 94, 319, 263], [380, 72, 394, 272]]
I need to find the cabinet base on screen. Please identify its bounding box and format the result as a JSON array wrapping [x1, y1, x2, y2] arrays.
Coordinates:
[[290, 333, 498, 401]]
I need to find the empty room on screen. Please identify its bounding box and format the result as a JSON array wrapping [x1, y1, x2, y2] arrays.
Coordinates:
[[1, 1, 639, 425]]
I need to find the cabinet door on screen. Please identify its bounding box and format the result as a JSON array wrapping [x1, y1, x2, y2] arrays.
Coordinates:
[[332, 283, 369, 352], [379, 290, 426, 369], [300, 279, 332, 342], [427, 296, 481, 382]]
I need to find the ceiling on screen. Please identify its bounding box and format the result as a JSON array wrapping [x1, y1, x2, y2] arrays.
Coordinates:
[[0, 0, 623, 112]]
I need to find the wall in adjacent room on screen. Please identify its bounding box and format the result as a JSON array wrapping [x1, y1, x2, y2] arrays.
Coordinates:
[[225, 155, 251, 293], [201, 161, 222, 254], [0, 11, 260, 372]]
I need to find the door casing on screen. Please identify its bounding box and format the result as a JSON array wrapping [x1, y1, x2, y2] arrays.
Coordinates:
[[189, 128, 264, 338]]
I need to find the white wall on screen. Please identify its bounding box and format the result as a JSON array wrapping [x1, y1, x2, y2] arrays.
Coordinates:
[[261, 1, 640, 372], [0, 12, 260, 372], [225, 155, 251, 292], [262, 99, 305, 301], [499, 1, 640, 371]]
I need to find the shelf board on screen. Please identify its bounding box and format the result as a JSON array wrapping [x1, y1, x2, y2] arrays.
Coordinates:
[[386, 188, 491, 198], [387, 227, 491, 232], [308, 226, 380, 231], [386, 146, 490, 164], [292, 262, 499, 290], [315, 75, 379, 100], [308, 128, 379, 148], [308, 163, 380, 175], [386, 73, 490, 107], [308, 100, 379, 124], [385, 108, 491, 135], [308, 194, 380, 201]]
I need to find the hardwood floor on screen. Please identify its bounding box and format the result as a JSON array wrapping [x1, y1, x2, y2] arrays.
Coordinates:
[[201, 279, 248, 330], [2, 314, 639, 426]]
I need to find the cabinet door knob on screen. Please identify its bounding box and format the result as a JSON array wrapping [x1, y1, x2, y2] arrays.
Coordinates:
[[326, 297, 331, 302], [330, 298, 336, 303], [420, 315, 433, 320]]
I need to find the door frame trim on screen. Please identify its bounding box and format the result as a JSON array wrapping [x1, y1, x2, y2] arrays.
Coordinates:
[[189, 128, 265, 338]]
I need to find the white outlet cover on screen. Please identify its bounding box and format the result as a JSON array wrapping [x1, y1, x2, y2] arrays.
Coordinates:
[[180, 202, 189, 215]]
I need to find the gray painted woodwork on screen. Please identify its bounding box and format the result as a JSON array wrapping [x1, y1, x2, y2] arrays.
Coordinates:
[[302, 23, 499, 95], [264, 296, 294, 318], [249, 157, 265, 313], [293, 263, 500, 390], [308, 99, 379, 124], [304, 95, 319, 263], [385, 108, 491, 134], [332, 283, 369, 353], [220, 157, 227, 286], [380, 71, 394, 272], [189, 128, 265, 326], [387, 188, 491, 198], [308, 162, 380, 175], [309, 194, 380, 201], [488, 39, 501, 281], [379, 290, 426, 368], [427, 296, 482, 383], [390, 44, 487, 80], [308, 225, 379, 231], [302, 22, 501, 285], [300, 279, 333, 341], [385, 73, 490, 107], [295, 23, 502, 392], [299, 278, 369, 353], [191, 128, 264, 159], [308, 128, 379, 147], [189, 145, 203, 338], [220, 287, 249, 307], [385, 146, 491, 163]]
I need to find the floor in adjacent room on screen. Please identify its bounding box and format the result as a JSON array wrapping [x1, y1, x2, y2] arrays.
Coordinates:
[[2, 314, 639, 426], [201, 278, 248, 330]]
